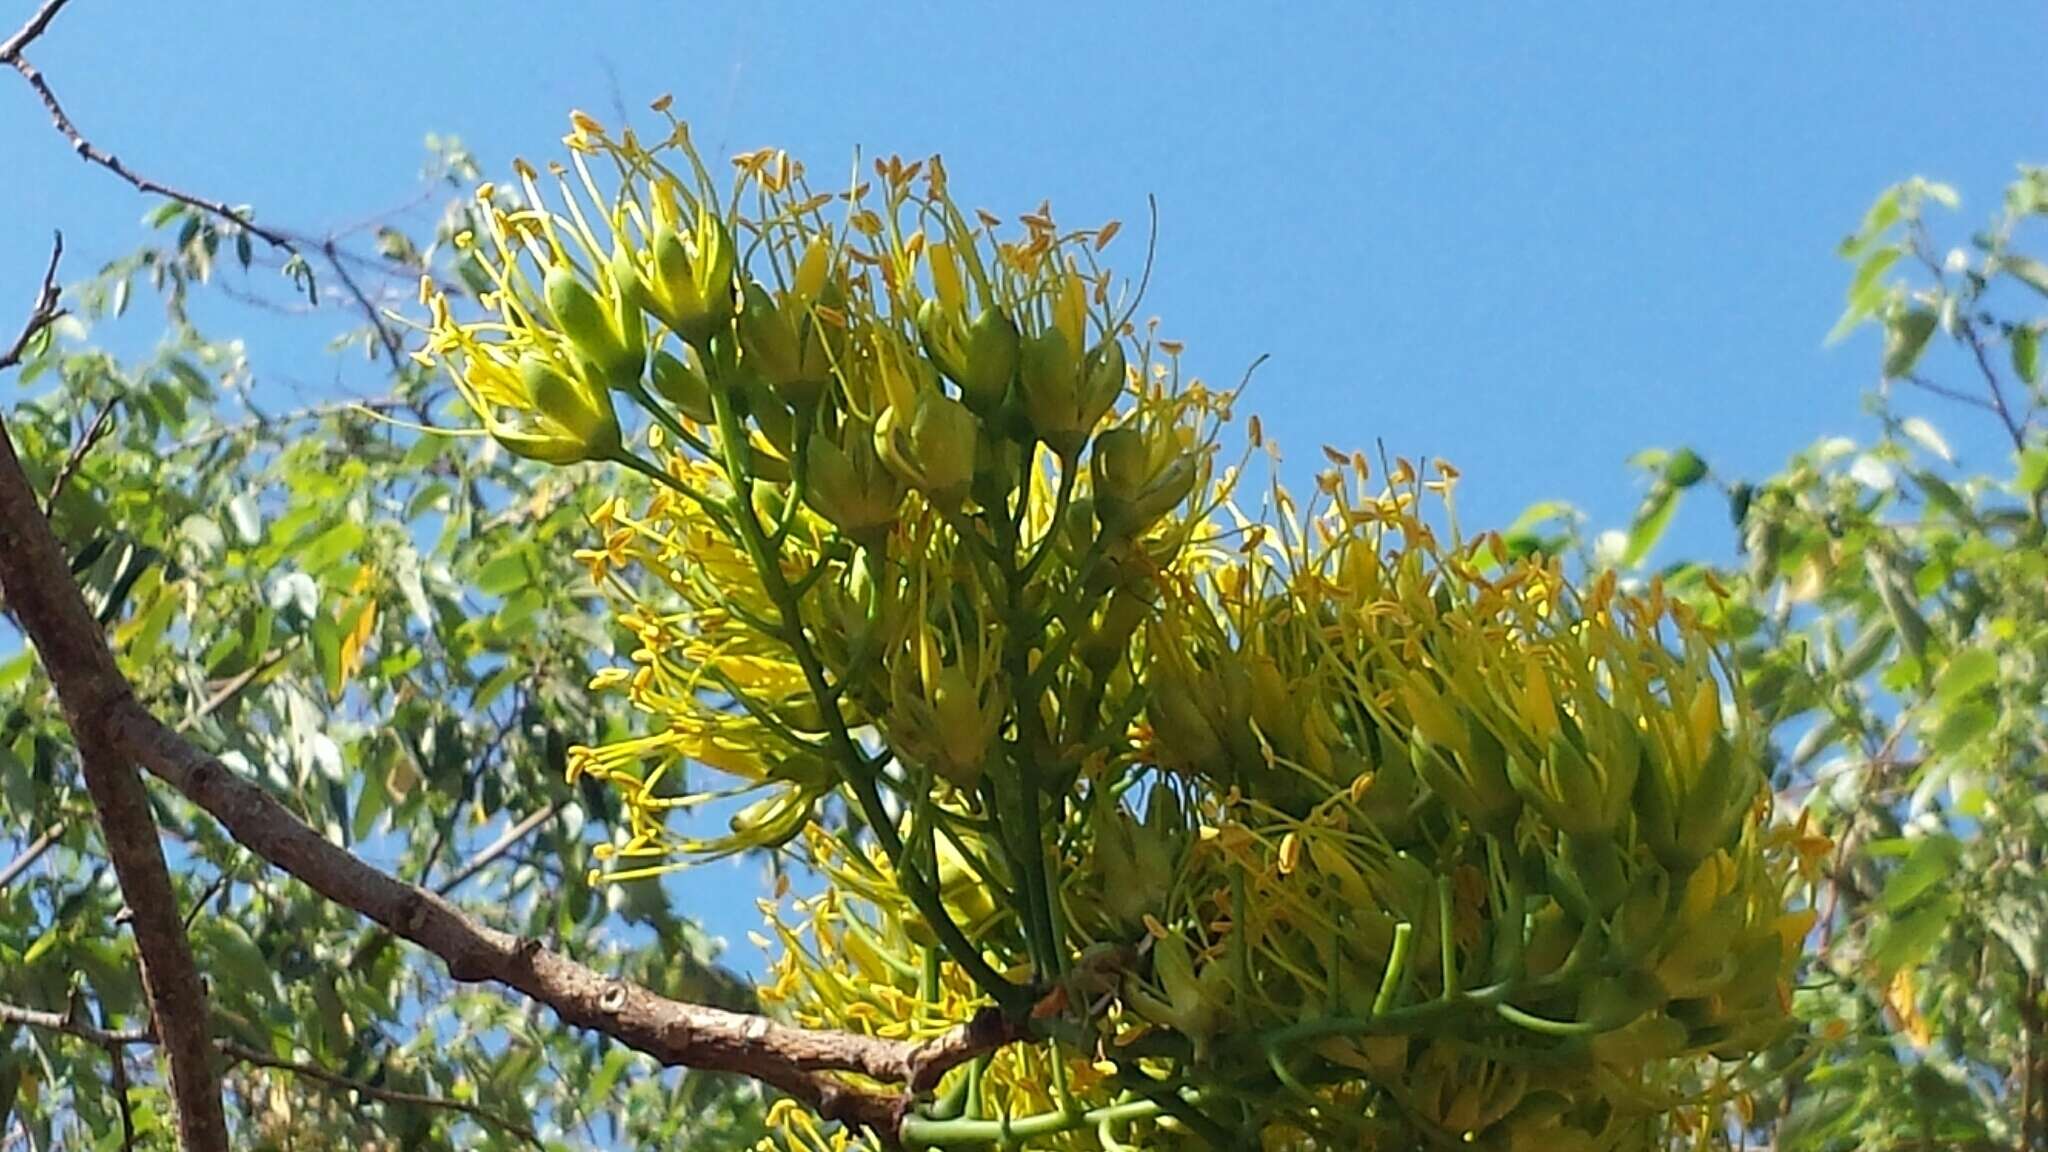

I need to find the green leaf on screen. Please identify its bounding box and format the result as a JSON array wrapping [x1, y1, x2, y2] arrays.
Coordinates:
[[195, 918, 276, 1001], [1848, 245, 1902, 299], [1932, 647, 1998, 708], [1663, 447, 1708, 489], [2004, 255, 2048, 299], [476, 551, 532, 598], [1870, 894, 1959, 976], [1898, 417, 1951, 463], [2017, 448, 2048, 497], [297, 520, 365, 574], [227, 493, 262, 544], [1882, 307, 1938, 378], [1930, 701, 1996, 756], [583, 1047, 634, 1112], [1622, 482, 1678, 568], [1879, 835, 1958, 913], [310, 610, 344, 701], [2015, 326, 2041, 385], [125, 584, 180, 666]]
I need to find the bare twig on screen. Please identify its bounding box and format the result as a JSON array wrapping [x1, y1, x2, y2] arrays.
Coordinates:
[[221, 1041, 540, 1146], [0, 0, 65, 65], [0, 1000, 539, 1146], [0, 233, 62, 372], [322, 240, 405, 366], [1, 0, 291, 254], [167, 396, 417, 456], [435, 802, 559, 897], [0, 823, 62, 892], [4, 0, 419, 374], [0, 999, 150, 1046], [101, 1004, 137, 1152], [175, 645, 293, 735], [1954, 317, 2029, 453], [0, 241, 230, 1152], [43, 395, 116, 514]]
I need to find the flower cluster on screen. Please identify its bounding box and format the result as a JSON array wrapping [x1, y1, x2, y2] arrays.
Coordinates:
[[421, 110, 1818, 1150]]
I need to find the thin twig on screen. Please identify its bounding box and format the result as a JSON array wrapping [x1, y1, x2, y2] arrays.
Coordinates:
[[0, 823, 62, 892], [221, 1041, 541, 1147], [167, 396, 415, 456], [321, 240, 405, 367], [1901, 373, 2001, 415], [0, 1000, 539, 1146], [0, 999, 150, 1046], [100, 1004, 137, 1152], [4, 0, 420, 374], [43, 395, 117, 514], [1955, 317, 2029, 453], [0, 0, 66, 63], [0, 232, 62, 372], [435, 802, 559, 897], [174, 646, 293, 735]]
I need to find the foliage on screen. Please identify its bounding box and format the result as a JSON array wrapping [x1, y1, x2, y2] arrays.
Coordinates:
[[422, 112, 1813, 1149], [1560, 167, 2048, 1150], [0, 155, 766, 1149]]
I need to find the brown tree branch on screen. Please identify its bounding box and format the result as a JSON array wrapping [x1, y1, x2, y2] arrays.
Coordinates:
[[101, 1003, 137, 1152], [220, 1041, 540, 1147], [322, 238, 405, 366], [43, 393, 116, 514], [0, 231, 62, 371], [0, 242, 230, 1152], [0, 1000, 539, 1145], [0, 997, 151, 1046], [0, 822, 62, 892], [0, 281, 1022, 1143]]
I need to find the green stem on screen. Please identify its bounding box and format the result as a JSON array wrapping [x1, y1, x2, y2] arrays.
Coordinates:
[[705, 378, 1023, 1009], [1374, 921, 1415, 1018], [1018, 464, 1075, 581], [1494, 1001, 1605, 1037], [1436, 875, 1460, 1001], [901, 1094, 1170, 1149], [994, 530, 1068, 982]]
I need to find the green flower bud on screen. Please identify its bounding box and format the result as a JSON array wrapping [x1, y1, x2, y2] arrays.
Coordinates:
[[1079, 335, 1127, 432], [970, 423, 1022, 509], [545, 266, 639, 385], [874, 391, 978, 509], [801, 419, 903, 537], [643, 210, 737, 345], [1091, 425, 1199, 538], [1574, 969, 1667, 1033], [1605, 865, 1670, 960], [650, 347, 715, 423], [1019, 326, 1083, 458], [511, 352, 621, 464], [737, 280, 833, 408], [918, 299, 1019, 415], [930, 665, 998, 787], [725, 785, 812, 853]]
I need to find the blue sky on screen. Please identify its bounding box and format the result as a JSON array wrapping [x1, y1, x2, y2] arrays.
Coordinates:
[[6, 2, 2044, 972]]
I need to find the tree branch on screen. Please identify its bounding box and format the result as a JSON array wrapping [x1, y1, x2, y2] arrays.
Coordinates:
[[2, 0, 410, 368], [0, 1000, 540, 1146], [220, 1041, 540, 1147], [0, 231, 61, 372], [0, 243, 230, 1152], [0, 822, 62, 892], [0, 294, 1023, 1144]]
